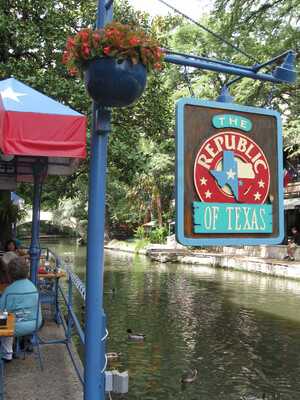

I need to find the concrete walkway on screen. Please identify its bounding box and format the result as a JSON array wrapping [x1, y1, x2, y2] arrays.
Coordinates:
[[178, 251, 300, 280], [3, 320, 83, 400], [105, 241, 300, 281]]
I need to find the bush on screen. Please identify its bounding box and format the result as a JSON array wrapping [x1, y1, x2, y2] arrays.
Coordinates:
[[134, 238, 150, 252], [134, 226, 146, 239], [148, 227, 168, 244]]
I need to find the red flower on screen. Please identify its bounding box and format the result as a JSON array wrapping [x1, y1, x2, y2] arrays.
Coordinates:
[[79, 30, 90, 42], [62, 51, 69, 64], [93, 32, 101, 42], [62, 22, 163, 76], [66, 37, 75, 49], [81, 43, 90, 57], [68, 67, 78, 76], [129, 36, 140, 46], [105, 29, 116, 38], [103, 46, 111, 56], [156, 48, 163, 58]]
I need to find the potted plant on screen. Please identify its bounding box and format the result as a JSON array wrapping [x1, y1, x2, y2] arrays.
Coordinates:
[[62, 22, 164, 107]]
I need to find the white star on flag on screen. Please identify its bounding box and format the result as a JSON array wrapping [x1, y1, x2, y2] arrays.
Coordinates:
[[205, 190, 212, 199], [258, 180, 265, 188], [254, 192, 261, 201], [200, 177, 207, 185], [0, 87, 27, 102], [226, 168, 236, 180]]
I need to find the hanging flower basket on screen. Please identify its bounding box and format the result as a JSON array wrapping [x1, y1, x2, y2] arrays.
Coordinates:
[[84, 57, 147, 107], [62, 22, 164, 107]]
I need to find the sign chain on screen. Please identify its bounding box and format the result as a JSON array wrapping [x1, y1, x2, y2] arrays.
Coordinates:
[[183, 66, 195, 98], [265, 83, 276, 109]]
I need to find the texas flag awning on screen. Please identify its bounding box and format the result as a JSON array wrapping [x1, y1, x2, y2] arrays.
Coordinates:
[[0, 78, 86, 159]]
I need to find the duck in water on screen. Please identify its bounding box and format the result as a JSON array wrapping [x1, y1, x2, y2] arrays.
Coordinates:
[[181, 369, 198, 384], [106, 352, 122, 360], [127, 329, 145, 341]]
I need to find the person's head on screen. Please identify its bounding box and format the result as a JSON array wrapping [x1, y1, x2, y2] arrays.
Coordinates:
[[4, 239, 17, 252], [1, 251, 18, 266], [7, 257, 29, 283], [291, 227, 298, 235]]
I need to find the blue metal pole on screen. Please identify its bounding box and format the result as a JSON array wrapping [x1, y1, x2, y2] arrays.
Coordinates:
[[84, 1, 113, 399], [84, 107, 110, 400], [164, 54, 294, 83], [29, 166, 42, 286]]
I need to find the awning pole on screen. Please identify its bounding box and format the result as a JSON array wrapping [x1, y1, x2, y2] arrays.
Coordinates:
[[29, 163, 43, 286]]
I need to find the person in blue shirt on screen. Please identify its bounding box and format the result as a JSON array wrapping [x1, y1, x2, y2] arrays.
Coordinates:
[[0, 258, 42, 361]]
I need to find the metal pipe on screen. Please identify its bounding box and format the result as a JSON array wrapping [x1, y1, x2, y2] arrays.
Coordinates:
[[84, 2, 113, 398], [66, 342, 84, 385], [67, 276, 73, 341], [252, 49, 294, 71], [58, 284, 85, 345], [84, 107, 110, 400], [164, 54, 284, 83], [29, 165, 42, 286], [226, 50, 295, 86], [164, 49, 255, 71]]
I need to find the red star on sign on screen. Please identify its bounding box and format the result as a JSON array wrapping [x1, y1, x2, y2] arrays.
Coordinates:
[[194, 131, 270, 204]]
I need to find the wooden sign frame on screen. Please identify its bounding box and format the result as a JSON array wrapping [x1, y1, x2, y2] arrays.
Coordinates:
[[176, 98, 284, 246]]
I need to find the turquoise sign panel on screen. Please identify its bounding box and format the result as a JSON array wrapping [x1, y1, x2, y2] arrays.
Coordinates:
[[212, 114, 252, 132], [193, 202, 272, 234]]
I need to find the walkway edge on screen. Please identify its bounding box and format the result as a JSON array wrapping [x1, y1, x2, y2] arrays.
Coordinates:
[[105, 242, 300, 281]]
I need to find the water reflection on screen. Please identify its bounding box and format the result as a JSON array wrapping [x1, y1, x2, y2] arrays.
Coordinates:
[[47, 240, 300, 400]]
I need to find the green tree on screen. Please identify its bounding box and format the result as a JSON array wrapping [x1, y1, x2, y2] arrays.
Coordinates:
[[0, 0, 178, 236]]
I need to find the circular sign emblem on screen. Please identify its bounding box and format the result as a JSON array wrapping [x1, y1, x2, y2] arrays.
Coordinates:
[[194, 131, 270, 204]]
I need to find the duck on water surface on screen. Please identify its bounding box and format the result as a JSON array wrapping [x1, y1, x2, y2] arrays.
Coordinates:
[[127, 329, 145, 341], [181, 369, 198, 384]]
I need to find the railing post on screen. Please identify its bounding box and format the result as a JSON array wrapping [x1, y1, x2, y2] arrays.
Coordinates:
[[67, 274, 73, 341]]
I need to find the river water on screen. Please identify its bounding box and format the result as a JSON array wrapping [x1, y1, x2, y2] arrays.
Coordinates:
[[47, 238, 300, 400]]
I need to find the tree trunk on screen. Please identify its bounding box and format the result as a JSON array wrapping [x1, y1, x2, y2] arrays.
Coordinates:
[[144, 206, 151, 224], [156, 192, 163, 227]]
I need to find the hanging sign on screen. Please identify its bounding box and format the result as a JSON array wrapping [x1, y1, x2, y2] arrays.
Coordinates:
[[176, 98, 284, 246]]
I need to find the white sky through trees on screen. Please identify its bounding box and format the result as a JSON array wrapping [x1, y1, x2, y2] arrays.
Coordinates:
[[128, 0, 214, 19]]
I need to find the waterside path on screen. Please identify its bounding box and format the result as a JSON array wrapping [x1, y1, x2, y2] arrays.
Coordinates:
[[105, 241, 300, 281], [4, 320, 83, 400]]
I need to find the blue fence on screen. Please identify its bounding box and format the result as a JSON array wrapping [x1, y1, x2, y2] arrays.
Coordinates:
[[38, 248, 127, 395], [40, 248, 90, 386]]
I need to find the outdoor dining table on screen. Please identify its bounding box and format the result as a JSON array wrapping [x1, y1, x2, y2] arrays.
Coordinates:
[[0, 313, 15, 400], [37, 271, 66, 323], [0, 271, 66, 294], [0, 313, 15, 338]]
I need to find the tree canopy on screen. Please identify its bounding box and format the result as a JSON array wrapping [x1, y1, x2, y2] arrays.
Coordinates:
[[0, 0, 298, 237]]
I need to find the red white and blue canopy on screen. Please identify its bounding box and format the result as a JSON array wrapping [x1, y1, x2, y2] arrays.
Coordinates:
[[0, 78, 86, 159]]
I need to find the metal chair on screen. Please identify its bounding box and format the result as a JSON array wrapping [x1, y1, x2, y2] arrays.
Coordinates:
[[3, 291, 43, 370]]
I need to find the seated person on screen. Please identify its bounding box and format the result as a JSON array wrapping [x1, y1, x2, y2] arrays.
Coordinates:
[[0, 251, 18, 283], [4, 238, 27, 257], [4, 239, 18, 253], [0, 258, 42, 361], [0, 258, 8, 284], [284, 227, 300, 261]]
